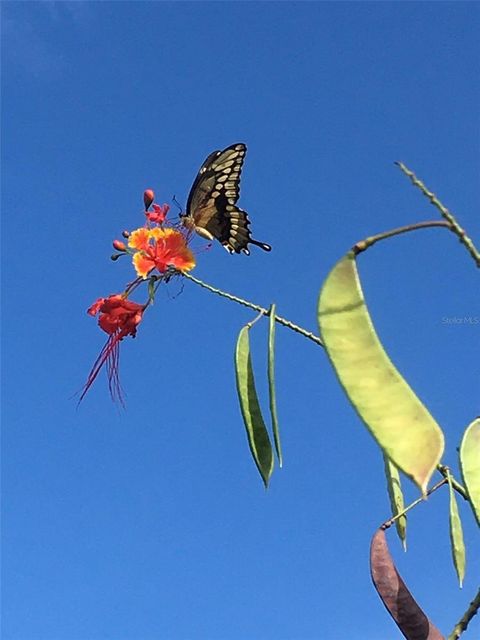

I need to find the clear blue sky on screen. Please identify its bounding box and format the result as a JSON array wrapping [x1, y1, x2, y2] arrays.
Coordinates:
[[2, 2, 479, 639]]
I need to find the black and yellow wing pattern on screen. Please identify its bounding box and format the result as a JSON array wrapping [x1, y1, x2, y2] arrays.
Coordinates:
[[181, 143, 271, 255]]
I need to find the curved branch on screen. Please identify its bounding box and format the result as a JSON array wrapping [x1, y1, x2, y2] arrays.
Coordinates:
[[395, 162, 480, 268], [448, 588, 480, 640], [353, 220, 452, 254], [182, 272, 324, 347]]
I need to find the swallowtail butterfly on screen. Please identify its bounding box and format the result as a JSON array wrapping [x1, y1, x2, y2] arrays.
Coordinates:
[[181, 143, 271, 255]]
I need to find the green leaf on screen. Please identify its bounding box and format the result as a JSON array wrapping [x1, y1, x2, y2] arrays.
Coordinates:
[[235, 326, 274, 487], [383, 454, 407, 550], [267, 304, 282, 467], [318, 254, 444, 494], [447, 470, 466, 587], [459, 417, 480, 527]]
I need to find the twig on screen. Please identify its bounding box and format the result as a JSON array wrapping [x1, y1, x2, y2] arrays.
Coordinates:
[[182, 272, 324, 347], [246, 310, 265, 330], [381, 478, 447, 530], [448, 588, 480, 640], [395, 162, 480, 268], [437, 465, 470, 501], [353, 220, 452, 254]]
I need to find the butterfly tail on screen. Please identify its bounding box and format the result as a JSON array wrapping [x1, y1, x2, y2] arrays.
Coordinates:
[[250, 238, 272, 252]]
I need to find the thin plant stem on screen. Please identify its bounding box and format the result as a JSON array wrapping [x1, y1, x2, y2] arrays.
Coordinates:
[[395, 162, 480, 267], [123, 276, 144, 297], [437, 464, 469, 500], [182, 272, 324, 347], [353, 220, 452, 254], [381, 478, 447, 530], [246, 311, 266, 330], [447, 588, 480, 640]]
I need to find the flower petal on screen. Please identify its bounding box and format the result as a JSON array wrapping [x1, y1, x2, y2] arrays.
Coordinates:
[[152, 228, 196, 272], [87, 297, 106, 316], [133, 252, 155, 278], [169, 247, 196, 272], [149, 227, 169, 241], [128, 227, 151, 250]]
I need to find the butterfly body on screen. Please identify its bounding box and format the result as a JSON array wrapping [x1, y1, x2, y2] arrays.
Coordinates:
[[181, 143, 271, 255]]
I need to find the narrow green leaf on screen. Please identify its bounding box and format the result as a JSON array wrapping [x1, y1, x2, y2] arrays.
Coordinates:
[[383, 454, 407, 550], [459, 417, 480, 527], [318, 254, 444, 494], [235, 326, 274, 487], [267, 303, 282, 467], [447, 471, 466, 587]]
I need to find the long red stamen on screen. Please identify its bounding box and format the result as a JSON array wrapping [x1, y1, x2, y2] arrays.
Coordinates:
[[78, 331, 123, 404], [106, 333, 125, 406]]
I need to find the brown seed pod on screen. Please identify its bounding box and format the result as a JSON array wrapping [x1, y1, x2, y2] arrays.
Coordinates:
[[370, 529, 444, 640]]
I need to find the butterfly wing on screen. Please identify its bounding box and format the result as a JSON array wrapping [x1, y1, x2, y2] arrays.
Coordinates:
[[184, 143, 271, 255]]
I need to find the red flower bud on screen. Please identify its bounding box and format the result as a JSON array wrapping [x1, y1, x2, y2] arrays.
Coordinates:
[[113, 240, 127, 251], [143, 189, 155, 210], [122, 230, 130, 238]]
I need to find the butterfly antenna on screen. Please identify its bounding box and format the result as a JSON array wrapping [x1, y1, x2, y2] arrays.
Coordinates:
[[172, 195, 184, 216]]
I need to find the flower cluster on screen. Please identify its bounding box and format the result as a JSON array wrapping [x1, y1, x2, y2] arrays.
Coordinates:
[[81, 189, 195, 404]]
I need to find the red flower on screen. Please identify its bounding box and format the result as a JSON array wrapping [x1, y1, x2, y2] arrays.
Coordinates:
[[145, 203, 170, 224], [80, 295, 145, 404]]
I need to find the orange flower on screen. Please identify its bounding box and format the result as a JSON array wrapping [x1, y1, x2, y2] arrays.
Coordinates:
[[80, 295, 145, 404], [128, 227, 195, 278]]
